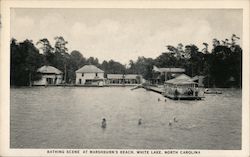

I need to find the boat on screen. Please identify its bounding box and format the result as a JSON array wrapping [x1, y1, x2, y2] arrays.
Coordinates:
[[162, 74, 205, 100], [204, 89, 222, 94]]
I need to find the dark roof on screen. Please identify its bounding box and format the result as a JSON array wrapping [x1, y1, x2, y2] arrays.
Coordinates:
[[76, 65, 104, 73], [37, 66, 62, 74]]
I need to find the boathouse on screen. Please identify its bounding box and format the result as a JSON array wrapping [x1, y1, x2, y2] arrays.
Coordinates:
[[75, 65, 104, 85], [107, 74, 142, 85], [33, 65, 63, 85], [151, 66, 185, 84]]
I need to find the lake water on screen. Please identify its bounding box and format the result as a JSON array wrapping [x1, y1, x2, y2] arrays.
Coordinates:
[[10, 87, 241, 149]]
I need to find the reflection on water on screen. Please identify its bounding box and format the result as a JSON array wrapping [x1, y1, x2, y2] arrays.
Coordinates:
[[10, 87, 241, 149]]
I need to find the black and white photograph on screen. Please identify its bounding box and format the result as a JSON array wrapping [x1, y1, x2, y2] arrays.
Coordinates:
[[0, 0, 249, 157]]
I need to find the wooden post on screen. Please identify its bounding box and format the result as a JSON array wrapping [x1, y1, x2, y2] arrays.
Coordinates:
[[64, 63, 66, 86], [193, 84, 195, 96]]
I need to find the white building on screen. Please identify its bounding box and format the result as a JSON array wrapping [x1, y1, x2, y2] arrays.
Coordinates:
[[153, 66, 185, 77], [75, 65, 104, 85], [33, 65, 63, 85], [107, 74, 143, 85]]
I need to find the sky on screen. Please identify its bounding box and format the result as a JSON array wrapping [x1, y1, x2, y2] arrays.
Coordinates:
[[11, 9, 242, 64]]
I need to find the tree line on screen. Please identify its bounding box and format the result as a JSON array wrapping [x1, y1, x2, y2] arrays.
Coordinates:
[[10, 34, 242, 88]]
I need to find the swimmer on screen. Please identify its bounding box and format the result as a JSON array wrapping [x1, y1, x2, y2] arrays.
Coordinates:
[[173, 117, 178, 122], [138, 119, 142, 125], [101, 118, 107, 128]]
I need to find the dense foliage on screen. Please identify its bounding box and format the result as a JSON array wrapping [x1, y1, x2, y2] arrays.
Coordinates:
[[10, 39, 44, 86], [10, 35, 242, 88]]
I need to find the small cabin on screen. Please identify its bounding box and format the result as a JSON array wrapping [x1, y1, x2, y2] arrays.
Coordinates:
[[33, 65, 63, 85]]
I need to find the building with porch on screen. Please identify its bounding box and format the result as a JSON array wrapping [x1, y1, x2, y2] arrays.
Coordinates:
[[75, 65, 104, 86], [163, 74, 204, 100], [107, 74, 142, 85], [33, 65, 63, 85]]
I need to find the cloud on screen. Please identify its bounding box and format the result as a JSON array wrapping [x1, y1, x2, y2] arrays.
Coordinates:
[[66, 18, 215, 63]]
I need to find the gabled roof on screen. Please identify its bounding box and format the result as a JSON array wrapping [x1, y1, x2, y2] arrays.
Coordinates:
[[174, 74, 192, 80], [76, 65, 104, 73], [37, 65, 62, 74], [165, 74, 197, 85]]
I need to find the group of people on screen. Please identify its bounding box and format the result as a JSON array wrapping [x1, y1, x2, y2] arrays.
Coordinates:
[[101, 97, 179, 129], [101, 118, 142, 129], [169, 117, 178, 126], [101, 117, 178, 128], [158, 98, 167, 102]]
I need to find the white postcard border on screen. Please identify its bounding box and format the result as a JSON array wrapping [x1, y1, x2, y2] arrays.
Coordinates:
[[0, 0, 249, 157]]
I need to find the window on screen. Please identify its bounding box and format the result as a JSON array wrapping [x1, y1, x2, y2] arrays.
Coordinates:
[[82, 73, 84, 77], [95, 73, 98, 77]]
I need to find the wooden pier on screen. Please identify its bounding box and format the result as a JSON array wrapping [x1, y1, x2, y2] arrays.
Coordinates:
[[142, 85, 163, 94]]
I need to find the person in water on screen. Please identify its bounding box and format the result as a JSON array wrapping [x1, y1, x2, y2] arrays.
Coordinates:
[[101, 118, 106, 128], [138, 119, 142, 125], [169, 120, 172, 126], [173, 117, 178, 122]]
